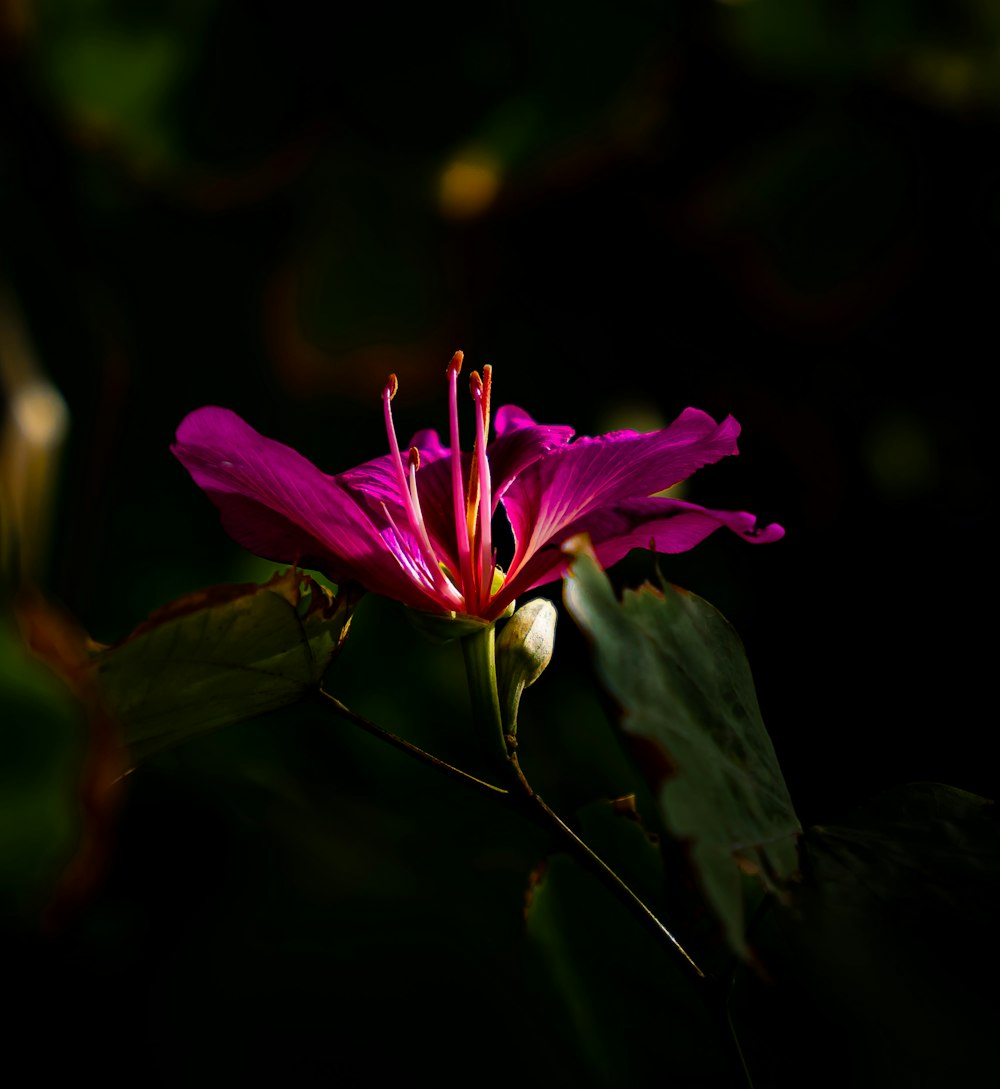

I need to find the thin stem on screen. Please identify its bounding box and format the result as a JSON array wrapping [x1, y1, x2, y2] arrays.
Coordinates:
[[506, 752, 706, 983], [460, 623, 510, 771], [725, 973, 756, 1089], [460, 621, 707, 982], [318, 682, 751, 1087], [319, 677, 699, 976], [315, 688, 509, 800], [318, 649, 756, 1084]]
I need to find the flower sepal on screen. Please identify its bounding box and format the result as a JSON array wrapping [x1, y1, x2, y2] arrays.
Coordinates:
[[406, 608, 495, 645], [406, 566, 515, 644]]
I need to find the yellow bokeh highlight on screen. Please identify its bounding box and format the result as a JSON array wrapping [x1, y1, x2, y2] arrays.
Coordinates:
[[438, 155, 502, 220]]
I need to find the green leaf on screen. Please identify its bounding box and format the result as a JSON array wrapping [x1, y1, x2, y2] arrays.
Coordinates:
[[91, 569, 355, 762], [562, 549, 800, 955], [803, 781, 998, 917], [733, 783, 1000, 1086]]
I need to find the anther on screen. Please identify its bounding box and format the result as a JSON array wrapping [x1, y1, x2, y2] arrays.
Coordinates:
[[480, 364, 492, 426], [384, 373, 399, 400], [408, 446, 420, 471], [446, 350, 464, 377]]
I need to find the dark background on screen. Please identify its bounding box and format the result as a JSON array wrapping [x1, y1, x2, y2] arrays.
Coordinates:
[[2, 1, 996, 1085]]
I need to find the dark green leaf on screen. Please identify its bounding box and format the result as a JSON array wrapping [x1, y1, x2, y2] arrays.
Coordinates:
[[732, 783, 1000, 1087], [803, 781, 998, 918], [525, 804, 726, 1089], [91, 569, 354, 761], [562, 549, 800, 955]]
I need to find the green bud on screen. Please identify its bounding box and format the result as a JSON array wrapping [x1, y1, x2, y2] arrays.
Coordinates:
[[495, 598, 557, 733]]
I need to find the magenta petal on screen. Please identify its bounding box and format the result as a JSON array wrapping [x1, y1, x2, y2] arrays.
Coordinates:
[[172, 407, 445, 610], [500, 408, 742, 574], [495, 496, 783, 607], [337, 428, 449, 513], [334, 453, 398, 510], [394, 414, 574, 570], [584, 497, 785, 568], [174, 382, 783, 624], [493, 404, 540, 435], [406, 427, 450, 461], [488, 408, 575, 502]]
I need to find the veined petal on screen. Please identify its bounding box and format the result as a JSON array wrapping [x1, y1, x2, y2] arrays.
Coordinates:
[[174, 368, 783, 625], [390, 413, 575, 574], [488, 405, 575, 503], [586, 497, 786, 556], [494, 496, 784, 609], [337, 428, 449, 512], [407, 427, 450, 461], [172, 407, 450, 611], [499, 407, 741, 575]]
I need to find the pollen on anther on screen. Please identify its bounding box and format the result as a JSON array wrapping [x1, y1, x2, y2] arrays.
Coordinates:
[[447, 350, 464, 377], [470, 371, 483, 396], [384, 374, 399, 400], [408, 446, 421, 471]]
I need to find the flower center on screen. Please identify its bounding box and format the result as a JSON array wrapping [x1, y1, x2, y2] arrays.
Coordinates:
[[447, 353, 499, 614], [382, 360, 500, 616], [382, 374, 464, 610]]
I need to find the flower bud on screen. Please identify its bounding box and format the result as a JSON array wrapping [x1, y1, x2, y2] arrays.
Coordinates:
[[495, 597, 557, 733]]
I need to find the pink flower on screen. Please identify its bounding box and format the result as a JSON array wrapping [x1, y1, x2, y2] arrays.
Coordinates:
[[172, 353, 783, 622]]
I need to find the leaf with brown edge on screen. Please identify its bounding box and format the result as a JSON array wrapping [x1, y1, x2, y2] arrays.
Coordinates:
[[562, 546, 800, 957], [89, 568, 356, 762]]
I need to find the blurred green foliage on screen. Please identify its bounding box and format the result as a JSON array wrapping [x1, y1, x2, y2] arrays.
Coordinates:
[[0, 618, 83, 921]]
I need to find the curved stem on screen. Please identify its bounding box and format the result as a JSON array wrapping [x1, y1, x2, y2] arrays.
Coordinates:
[[322, 622, 711, 971], [458, 622, 706, 981], [318, 683, 753, 1086], [315, 688, 509, 800], [460, 623, 510, 771], [506, 752, 706, 983], [725, 973, 756, 1089]]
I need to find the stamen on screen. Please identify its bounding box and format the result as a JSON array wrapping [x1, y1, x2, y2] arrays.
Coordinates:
[[447, 353, 474, 609], [382, 376, 414, 522], [445, 349, 464, 378], [382, 375, 463, 608], [471, 373, 495, 612], [407, 446, 424, 521], [465, 371, 483, 544], [380, 502, 434, 590]]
